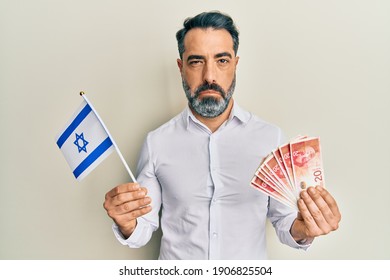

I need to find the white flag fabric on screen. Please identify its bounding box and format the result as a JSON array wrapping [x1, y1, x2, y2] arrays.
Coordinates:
[[56, 99, 114, 181]]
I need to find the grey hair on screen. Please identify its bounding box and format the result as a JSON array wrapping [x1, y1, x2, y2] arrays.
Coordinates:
[[175, 11, 239, 59]]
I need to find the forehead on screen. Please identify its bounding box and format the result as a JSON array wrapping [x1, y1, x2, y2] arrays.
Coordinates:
[[183, 28, 234, 57]]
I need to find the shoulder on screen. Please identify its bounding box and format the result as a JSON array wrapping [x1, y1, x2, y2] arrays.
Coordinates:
[[236, 105, 285, 146], [237, 104, 283, 134], [145, 109, 186, 141], [249, 113, 282, 133]]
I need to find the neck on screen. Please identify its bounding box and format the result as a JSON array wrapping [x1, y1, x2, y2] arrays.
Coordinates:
[[191, 99, 234, 133]]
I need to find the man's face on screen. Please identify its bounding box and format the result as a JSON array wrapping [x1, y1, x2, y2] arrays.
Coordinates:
[[177, 28, 239, 118]]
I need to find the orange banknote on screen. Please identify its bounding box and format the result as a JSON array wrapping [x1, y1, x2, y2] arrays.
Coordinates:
[[251, 135, 325, 209], [290, 137, 325, 190]]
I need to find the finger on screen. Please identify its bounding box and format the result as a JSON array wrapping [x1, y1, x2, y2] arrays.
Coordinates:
[[113, 196, 152, 215], [106, 183, 140, 199], [115, 204, 153, 224], [110, 187, 148, 207], [301, 189, 333, 235], [307, 187, 334, 220], [317, 186, 341, 222], [316, 186, 341, 230], [297, 197, 321, 237]]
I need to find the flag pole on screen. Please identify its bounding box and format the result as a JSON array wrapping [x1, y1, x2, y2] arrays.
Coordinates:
[[79, 91, 137, 183]]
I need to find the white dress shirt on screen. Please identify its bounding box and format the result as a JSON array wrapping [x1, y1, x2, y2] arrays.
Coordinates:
[[113, 102, 310, 259]]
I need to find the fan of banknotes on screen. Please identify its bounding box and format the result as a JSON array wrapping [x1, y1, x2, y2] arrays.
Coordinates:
[[251, 136, 325, 210]]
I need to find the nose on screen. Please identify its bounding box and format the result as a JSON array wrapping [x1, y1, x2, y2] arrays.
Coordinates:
[[203, 62, 217, 84]]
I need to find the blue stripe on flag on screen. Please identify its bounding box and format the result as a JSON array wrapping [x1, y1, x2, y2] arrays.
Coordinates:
[[57, 104, 92, 148], [73, 137, 113, 179]]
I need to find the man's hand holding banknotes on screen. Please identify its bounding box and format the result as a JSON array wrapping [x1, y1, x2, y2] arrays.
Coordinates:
[[251, 136, 341, 243]]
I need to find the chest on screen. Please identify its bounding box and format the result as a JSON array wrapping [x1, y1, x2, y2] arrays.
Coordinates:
[[153, 132, 269, 207]]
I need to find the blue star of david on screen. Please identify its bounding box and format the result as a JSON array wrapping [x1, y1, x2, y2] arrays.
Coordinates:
[[74, 132, 89, 153]]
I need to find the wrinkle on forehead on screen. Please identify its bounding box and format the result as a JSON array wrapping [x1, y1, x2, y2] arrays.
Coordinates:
[[183, 28, 235, 59]]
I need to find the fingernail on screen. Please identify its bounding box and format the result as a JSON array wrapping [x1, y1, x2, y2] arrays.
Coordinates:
[[301, 191, 308, 198]]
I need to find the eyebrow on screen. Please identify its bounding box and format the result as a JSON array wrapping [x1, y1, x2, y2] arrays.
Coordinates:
[[187, 55, 205, 62], [215, 52, 232, 59], [186, 52, 233, 62]]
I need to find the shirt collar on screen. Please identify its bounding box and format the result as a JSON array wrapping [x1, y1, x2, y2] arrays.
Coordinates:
[[183, 100, 251, 131], [228, 101, 251, 124]]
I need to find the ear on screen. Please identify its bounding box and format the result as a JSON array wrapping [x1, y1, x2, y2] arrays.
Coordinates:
[[235, 56, 240, 66], [177, 58, 183, 73]]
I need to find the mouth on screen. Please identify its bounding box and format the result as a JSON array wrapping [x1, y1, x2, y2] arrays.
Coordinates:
[[198, 90, 222, 96]]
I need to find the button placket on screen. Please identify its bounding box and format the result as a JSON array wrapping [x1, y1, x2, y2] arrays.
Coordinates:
[[208, 134, 221, 259]]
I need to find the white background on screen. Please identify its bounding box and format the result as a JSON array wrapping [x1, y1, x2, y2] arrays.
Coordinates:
[[1, 0, 389, 260]]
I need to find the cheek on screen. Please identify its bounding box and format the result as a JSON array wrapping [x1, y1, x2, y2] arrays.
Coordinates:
[[183, 70, 203, 90], [220, 71, 236, 90]]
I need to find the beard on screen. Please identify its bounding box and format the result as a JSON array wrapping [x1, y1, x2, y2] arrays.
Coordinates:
[[181, 75, 236, 118]]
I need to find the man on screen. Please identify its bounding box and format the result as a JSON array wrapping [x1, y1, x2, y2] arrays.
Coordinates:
[[103, 11, 341, 259]]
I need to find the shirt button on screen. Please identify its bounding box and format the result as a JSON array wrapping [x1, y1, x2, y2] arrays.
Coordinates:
[[213, 232, 218, 238], [212, 198, 217, 203]]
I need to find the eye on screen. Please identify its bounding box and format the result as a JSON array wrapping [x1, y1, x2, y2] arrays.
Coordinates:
[[189, 60, 203, 66], [218, 58, 229, 64]]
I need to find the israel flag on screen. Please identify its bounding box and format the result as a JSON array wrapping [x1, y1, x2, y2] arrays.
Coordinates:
[[56, 96, 115, 181]]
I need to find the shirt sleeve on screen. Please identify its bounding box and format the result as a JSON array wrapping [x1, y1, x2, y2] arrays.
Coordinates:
[[112, 133, 162, 248], [267, 197, 312, 250]]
